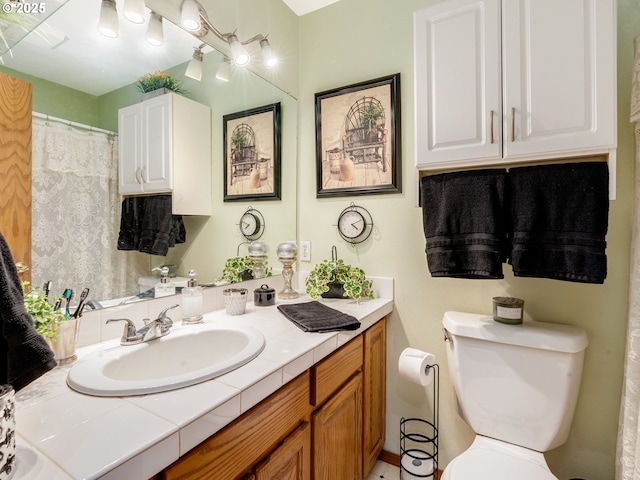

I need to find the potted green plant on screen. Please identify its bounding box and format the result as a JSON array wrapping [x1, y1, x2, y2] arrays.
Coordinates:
[[136, 70, 188, 96], [360, 102, 384, 143], [217, 256, 272, 284], [22, 282, 63, 340], [305, 258, 374, 303]]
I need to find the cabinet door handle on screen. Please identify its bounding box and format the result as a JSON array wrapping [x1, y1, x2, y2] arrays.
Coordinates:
[[490, 110, 494, 144], [135, 168, 142, 184], [140, 166, 146, 184], [510, 107, 516, 142]]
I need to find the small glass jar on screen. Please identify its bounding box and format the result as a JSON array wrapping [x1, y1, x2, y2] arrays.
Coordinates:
[[492, 296, 524, 325]]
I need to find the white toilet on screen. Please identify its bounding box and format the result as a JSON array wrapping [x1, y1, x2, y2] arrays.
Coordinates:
[[441, 311, 588, 480]]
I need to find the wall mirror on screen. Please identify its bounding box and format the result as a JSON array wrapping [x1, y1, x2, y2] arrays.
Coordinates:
[[0, 0, 298, 306]]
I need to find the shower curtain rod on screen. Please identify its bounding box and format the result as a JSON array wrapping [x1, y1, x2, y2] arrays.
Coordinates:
[[32, 111, 117, 136]]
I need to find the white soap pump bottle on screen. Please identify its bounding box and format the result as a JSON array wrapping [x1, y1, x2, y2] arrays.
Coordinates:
[[153, 266, 176, 298], [181, 269, 203, 324]]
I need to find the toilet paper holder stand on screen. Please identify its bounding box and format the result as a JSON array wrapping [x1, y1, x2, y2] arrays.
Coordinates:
[[400, 364, 439, 479]]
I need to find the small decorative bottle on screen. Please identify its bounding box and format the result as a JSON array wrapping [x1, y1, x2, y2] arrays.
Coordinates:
[[153, 266, 176, 297], [181, 269, 203, 324]]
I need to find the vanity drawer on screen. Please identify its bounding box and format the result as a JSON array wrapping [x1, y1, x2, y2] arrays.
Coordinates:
[[311, 335, 363, 407]]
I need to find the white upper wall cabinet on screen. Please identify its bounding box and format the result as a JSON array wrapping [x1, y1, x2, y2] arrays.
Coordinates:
[[414, 0, 616, 169], [118, 93, 212, 215]]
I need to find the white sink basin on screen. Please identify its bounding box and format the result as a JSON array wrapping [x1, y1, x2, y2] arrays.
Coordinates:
[[67, 324, 265, 396]]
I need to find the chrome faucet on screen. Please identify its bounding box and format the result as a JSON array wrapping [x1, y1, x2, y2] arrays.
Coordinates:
[[107, 304, 179, 346]]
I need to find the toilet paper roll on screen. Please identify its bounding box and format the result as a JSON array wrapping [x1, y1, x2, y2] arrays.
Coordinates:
[[398, 348, 435, 386], [401, 452, 434, 480]]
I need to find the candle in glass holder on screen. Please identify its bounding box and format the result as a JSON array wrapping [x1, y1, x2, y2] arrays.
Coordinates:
[[248, 241, 268, 257], [277, 242, 297, 259]]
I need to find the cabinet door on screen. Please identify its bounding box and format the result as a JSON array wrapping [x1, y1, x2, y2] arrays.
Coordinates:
[[363, 318, 386, 477], [141, 94, 172, 192], [414, 0, 502, 166], [502, 0, 615, 158], [118, 103, 144, 194], [313, 373, 363, 480], [254, 422, 311, 480]]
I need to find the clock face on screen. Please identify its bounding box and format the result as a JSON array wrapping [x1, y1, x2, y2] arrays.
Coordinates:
[[338, 210, 366, 239], [240, 212, 260, 238]]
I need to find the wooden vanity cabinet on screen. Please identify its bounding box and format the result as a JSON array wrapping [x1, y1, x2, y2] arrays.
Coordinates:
[[160, 371, 310, 480], [159, 317, 387, 480], [362, 319, 386, 474]]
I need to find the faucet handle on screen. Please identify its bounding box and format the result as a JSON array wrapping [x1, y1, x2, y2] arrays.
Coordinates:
[[157, 304, 179, 325], [106, 318, 139, 345]]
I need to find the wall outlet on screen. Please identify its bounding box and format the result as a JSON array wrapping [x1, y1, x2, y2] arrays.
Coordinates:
[[300, 241, 311, 262]]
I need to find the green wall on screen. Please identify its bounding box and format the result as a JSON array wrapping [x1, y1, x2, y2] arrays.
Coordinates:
[[297, 0, 633, 478]]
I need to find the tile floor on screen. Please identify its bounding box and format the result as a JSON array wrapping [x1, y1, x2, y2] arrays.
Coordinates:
[[366, 460, 401, 480]]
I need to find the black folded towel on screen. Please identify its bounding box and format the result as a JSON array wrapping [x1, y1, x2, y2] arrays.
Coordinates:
[[117, 195, 186, 256], [509, 162, 609, 283], [421, 169, 509, 279], [0, 233, 56, 391], [277, 301, 361, 332]]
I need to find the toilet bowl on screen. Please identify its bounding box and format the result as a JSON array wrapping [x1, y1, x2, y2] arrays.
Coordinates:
[[441, 436, 557, 480], [441, 311, 588, 479]]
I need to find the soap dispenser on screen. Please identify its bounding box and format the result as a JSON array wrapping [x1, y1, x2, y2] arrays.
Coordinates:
[[181, 269, 203, 324], [153, 266, 176, 298]]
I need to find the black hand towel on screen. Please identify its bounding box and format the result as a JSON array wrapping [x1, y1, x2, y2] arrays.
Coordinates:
[[509, 162, 609, 283], [277, 301, 361, 332], [420, 169, 509, 279], [117, 196, 144, 251], [117, 195, 186, 256], [0, 233, 56, 391]]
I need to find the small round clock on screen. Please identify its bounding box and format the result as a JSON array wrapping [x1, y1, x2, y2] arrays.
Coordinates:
[[337, 203, 373, 245], [239, 208, 265, 241]]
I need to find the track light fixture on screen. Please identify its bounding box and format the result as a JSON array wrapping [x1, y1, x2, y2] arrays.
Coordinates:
[[146, 12, 164, 46], [97, 0, 119, 38], [180, 0, 201, 31], [228, 34, 250, 67], [185, 44, 205, 81], [260, 38, 278, 67], [123, 0, 145, 24], [187, 1, 279, 68], [215, 56, 231, 82]]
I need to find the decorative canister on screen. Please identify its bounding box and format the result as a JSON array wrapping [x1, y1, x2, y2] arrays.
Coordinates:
[[223, 288, 248, 315], [258, 157, 270, 180], [0, 385, 15, 480], [254, 284, 276, 306], [492, 296, 524, 325], [327, 148, 342, 174]]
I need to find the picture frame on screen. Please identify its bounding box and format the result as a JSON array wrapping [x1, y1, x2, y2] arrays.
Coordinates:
[[223, 102, 281, 202], [315, 73, 401, 197]]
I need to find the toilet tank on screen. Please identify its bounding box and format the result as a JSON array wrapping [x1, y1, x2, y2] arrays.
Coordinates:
[[443, 311, 588, 452]]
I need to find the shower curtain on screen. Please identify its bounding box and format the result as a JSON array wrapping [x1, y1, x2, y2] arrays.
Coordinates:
[[30, 117, 147, 302], [617, 36, 640, 480]]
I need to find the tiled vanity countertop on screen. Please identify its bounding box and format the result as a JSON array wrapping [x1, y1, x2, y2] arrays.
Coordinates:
[[14, 278, 393, 480]]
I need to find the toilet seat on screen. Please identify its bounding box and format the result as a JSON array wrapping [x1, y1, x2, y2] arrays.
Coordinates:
[[441, 436, 558, 480]]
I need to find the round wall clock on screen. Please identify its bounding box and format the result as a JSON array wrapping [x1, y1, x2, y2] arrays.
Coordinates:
[[239, 207, 265, 241], [337, 203, 373, 245]]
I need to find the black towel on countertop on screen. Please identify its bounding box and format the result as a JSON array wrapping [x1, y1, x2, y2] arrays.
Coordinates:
[[421, 169, 509, 279], [277, 301, 361, 332], [117, 195, 186, 256], [508, 162, 609, 283], [0, 232, 56, 392]]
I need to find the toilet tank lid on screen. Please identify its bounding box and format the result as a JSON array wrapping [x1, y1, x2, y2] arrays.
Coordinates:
[[443, 311, 588, 353]]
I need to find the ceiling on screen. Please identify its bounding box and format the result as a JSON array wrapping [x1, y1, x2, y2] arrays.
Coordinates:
[[281, 0, 341, 16], [0, 0, 340, 97]]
